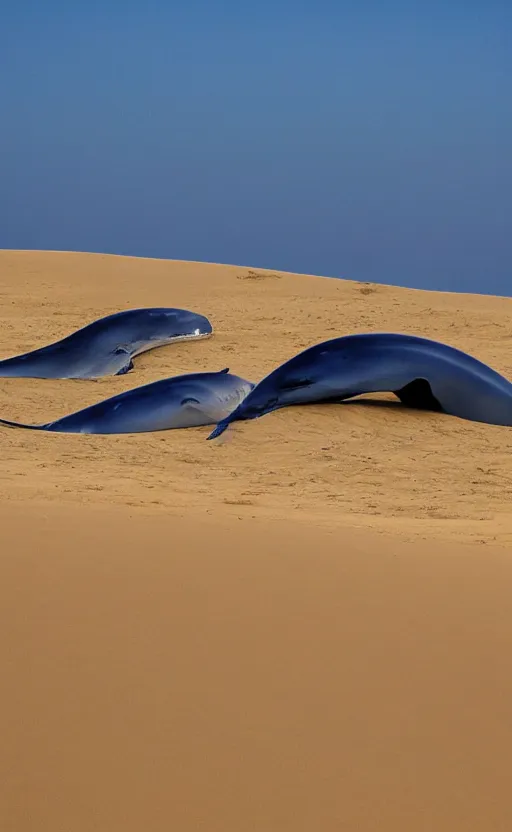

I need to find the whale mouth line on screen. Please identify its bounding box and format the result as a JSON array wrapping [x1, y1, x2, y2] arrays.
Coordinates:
[[130, 331, 213, 358]]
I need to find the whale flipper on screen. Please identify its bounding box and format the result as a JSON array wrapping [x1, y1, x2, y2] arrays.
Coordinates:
[[115, 358, 134, 376], [393, 378, 443, 412], [207, 420, 230, 440]]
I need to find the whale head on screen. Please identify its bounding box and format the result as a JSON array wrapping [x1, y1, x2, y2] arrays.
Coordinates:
[[206, 336, 376, 439], [144, 309, 213, 343]]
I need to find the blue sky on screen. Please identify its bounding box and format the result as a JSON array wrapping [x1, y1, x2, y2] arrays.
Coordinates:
[[1, 1, 511, 294]]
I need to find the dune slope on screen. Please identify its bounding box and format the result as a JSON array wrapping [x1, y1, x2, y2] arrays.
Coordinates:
[[1, 251, 512, 831], [1, 502, 512, 832], [0, 250, 510, 544]]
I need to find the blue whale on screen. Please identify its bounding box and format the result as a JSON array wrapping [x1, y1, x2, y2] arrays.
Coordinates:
[[207, 333, 512, 439], [0, 368, 253, 434], [0, 307, 213, 379]]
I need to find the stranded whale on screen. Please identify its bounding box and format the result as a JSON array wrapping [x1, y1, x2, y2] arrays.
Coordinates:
[[0, 368, 253, 434], [206, 333, 512, 439], [0, 307, 213, 379]]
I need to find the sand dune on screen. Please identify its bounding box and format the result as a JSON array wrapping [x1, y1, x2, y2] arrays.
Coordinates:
[[1, 250, 511, 830], [0, 250, 510, 544]]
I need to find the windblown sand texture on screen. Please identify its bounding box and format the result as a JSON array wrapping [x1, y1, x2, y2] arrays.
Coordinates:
[[1, 250, 511, 831]]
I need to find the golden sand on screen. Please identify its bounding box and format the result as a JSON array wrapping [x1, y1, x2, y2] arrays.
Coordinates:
[[0, 250, 510, 543], [1, 250, 511, 830]]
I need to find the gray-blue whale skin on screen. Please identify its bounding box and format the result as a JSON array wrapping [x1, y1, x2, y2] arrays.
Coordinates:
[[0, 369, 254, 434], [207, 333, 512, 439], [0, 308, 213, 379]]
